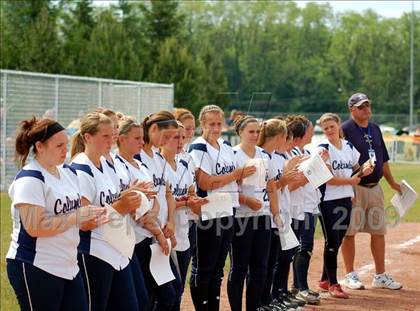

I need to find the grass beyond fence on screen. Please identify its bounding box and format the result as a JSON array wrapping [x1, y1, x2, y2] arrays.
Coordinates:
[[1, 163, 419, 310]]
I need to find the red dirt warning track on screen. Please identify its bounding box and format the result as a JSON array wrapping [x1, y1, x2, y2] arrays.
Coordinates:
[[181, 222, 420, 310]]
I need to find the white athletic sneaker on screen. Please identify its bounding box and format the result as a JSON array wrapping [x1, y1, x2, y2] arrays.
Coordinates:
[[372, 273, 402, 290], [342, 271, 365, 290]]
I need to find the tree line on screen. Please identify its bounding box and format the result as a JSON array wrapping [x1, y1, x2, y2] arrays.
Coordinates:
[[1, 0, 419, 118]]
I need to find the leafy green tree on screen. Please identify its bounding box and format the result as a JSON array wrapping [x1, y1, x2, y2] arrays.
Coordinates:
[[84, 10, 140, 80], [60, 0, 96, 75]]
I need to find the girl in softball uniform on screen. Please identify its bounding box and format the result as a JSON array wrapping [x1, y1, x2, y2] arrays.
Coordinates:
[[6, 117, 104, 311], [116, 116, 166, 311], [70, 112, 141, 311], [260, 119, 302, 310], [136, 111, 182, 311], [317, 113, 372, 299], [286, 115, 321, 305], [188, 105, 255, 311], [173, 108, 198, 264], [160, 122, 208, 308], [228, 116, 279, 311]]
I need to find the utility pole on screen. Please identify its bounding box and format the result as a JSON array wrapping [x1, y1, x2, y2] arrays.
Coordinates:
[[409, 0, 415, 130]]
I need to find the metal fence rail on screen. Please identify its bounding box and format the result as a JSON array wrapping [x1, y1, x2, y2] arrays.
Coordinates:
[[0, 70, 174, 190]]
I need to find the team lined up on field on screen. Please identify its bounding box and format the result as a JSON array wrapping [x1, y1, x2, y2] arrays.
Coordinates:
[[6, 96, 402, 311]]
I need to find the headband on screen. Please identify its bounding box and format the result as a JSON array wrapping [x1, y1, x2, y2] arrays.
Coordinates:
[[32, 122, 65, 146]]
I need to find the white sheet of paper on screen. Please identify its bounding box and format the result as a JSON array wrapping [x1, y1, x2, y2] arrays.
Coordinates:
[[391, 180, 418, 217], [298, 152, 333, 189], [278, 224, 300, 250], [102, 205, 135, 258], [242, 158, 268, 188], [149, 239, 175, 286], [132, 190, 152, 221], [200, 192, 233, 221]]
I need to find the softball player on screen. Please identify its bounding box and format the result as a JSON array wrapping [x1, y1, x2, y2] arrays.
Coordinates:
[[173, 108, 198, 259], [260, 119, 303, 310], [136, 111, 182, 311], [227, 116, 278, 311], [188, 105, 255, 311], [70, 112, 141, 311], [160, 122, 207, 309], [6, 117, 104, 311], [317, 113, 373, 298], [116, 116, 165, 311], [286, 115, 321, 305]]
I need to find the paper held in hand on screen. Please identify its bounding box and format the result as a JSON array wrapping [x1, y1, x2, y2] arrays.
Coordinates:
[[279, 224, 300, 250], [298, 152, 333, 188], [200, 192, 233, 221], [132, 190, 152, 221], [149, 239, 175, 286], [275, 214, 300, 250], [101, 204, 136, 258], [391, 180, 418, 218], [242, 158, 268, 188]]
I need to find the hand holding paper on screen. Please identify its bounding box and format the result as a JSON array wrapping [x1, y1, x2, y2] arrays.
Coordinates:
[[149, 239, 175, 286], [132, 190, 152, 221], [391, 180, 418, 218], [298, 152, 333, 189], [101, 204, 135, 258], [278, 224, 300, 250], [201, 192, 233, 221], [242, 158, 267, 187], [276, 213, 299, 251]]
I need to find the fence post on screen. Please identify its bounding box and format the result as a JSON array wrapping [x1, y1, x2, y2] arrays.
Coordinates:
[[1, 73, 7, 191], [54, 77, 59, 120], [137, 86, 141, 121], [393, 140, 398, 162], [170, 84, 175, 110], [98, 81, 102, 107]]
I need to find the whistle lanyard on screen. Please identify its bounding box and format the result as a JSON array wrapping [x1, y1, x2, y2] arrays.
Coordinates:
[[358, 123, 373, 151]]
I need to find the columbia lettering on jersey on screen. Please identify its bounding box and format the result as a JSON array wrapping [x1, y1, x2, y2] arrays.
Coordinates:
[[54, 194, 82, 215], [99, 189, 120, 207], [215, 162, 235, 175], [173, 183, 189, 197], [331, 160, 353, 170], [152, 174, 166, 187], [138, 149, 170, 226]]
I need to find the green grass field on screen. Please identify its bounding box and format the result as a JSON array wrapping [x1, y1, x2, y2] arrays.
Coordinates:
[[1, 163, 419, 310]]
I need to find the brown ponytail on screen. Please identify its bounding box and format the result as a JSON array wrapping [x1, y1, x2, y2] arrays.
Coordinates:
[[257, 119, 287, 147], [173, 108, 194, 123], [233, 115, 258, 135], [95, 107, 117, 119], [15, 117, 60, 168]]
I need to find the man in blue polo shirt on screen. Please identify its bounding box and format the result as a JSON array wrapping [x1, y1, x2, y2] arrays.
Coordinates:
[[340, 92, 403, 290]]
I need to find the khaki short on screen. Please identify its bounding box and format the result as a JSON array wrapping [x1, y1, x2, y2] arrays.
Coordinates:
[[346, 184, 387, 236]]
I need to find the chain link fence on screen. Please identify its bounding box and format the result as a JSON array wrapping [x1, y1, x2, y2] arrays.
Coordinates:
[[0, 70, 174, 191]]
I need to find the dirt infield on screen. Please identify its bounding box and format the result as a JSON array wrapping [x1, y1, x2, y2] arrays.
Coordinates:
[[181, 222, 420, 310]]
